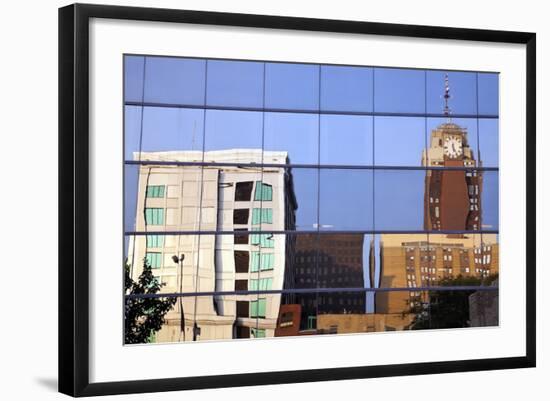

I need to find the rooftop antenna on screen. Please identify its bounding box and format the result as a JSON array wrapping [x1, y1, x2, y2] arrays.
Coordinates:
[[443, 73, 452, 123]]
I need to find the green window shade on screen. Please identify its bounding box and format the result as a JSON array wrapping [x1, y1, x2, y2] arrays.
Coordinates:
[[258, 299, 266, 317], [146, 185, 165, 198], [251, 253, 274, 272], [250, 228, 274, 248], [261, 235, 274, 248], [254, 181, 273, 201], [145, 252, 162, 268], [146, 235, 164, 248], [251, 328, 266, 338], [251, 252, 260, 272], [251, 231, 260, 245], [249, 278, 272, 291], [260, 278, 273, 291], [250, 300, 258, 317], [252, 208, 272, 224], [264, 209, 273, 223], [261, 254, 274, 270], [250, 299, 267, 318], [145, 208, 164, 225], [252, 209, 260, 225]]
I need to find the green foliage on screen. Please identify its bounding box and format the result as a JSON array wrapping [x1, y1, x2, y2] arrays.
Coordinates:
[[410, 274, 498, 330], [124, 259, 176, 344]]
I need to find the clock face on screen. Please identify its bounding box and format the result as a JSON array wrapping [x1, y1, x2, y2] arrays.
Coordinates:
[[443, 136, 463, 158]]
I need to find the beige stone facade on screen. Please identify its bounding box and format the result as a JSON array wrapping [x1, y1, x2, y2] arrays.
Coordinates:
[[375, 233, 499, 315], [317, 313, 415, 334]]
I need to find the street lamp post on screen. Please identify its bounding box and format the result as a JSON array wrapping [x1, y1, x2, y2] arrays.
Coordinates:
[[172, 254, 186, 341]]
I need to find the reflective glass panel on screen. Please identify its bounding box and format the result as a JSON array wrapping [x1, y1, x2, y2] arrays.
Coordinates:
[[480, 170, 499, 231], [427, 70, 477, 116], [320, 65, 373, 112], [263, 112, 319, 165], [374, 116, 425, 167], [206, 60, 264, 108], [204, 110, 263, 163], [125, 105, 142, 161], [143, 57, 206, 105], [316, 234, 371, 290], [139, 107, 205, 162], [320, 115, 373, 166], [374, 170, 425, 231], [374, 68, 425, 113], [426, 118, 478, 168], [124, 55, 145, 103], [478, 119, 499, 168], [477, 73, 499, 116], [124, 164, 139, 232], [265, 63, 319, 111], [319, 169, 374, 231], [282, 168, 319, 231], [207, 165, 263, 231]]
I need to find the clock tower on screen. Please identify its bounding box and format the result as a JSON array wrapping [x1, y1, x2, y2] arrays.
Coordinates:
[[422, 74, 481, 231]]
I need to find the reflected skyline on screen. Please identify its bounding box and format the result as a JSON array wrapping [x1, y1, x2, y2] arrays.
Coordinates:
[[124, 55, 499, 343]]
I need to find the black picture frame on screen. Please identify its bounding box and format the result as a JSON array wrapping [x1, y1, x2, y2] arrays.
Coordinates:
[[59, 3, 536, 397]]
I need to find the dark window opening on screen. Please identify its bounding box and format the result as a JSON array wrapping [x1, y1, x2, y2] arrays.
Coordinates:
[[234, 251, 250, 273], [234, 229, 249, 244], [279, 312, 294, 328], [235, 181, 254, 201], [236, 301, 249, 318], [236, 325, 250, 338], [235, 279, 248, 291], [233, 209, 249, 225]]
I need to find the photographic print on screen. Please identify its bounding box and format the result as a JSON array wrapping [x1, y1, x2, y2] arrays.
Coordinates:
[[123, 56, 499, 344], [59, 4, 535, 395]]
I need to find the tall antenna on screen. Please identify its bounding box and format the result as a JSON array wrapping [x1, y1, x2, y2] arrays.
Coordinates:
[[443, 73, 452, 122]]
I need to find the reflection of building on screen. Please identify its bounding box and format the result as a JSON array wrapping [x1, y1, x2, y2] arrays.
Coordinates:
[[273, 304, 317, 336], [374, 233, 499, 315], [317, 313, 414, 333], [422, 76, 481, 231], [281, 234, 366, 330], [375, 76, 499, 319], [127, 149, 297, 342]]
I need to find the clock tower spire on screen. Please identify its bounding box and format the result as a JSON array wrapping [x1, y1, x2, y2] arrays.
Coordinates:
[[443, 73, 451, 122]]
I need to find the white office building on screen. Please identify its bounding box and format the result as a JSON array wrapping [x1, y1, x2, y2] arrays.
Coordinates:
[[127, 149, 297, 342]]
